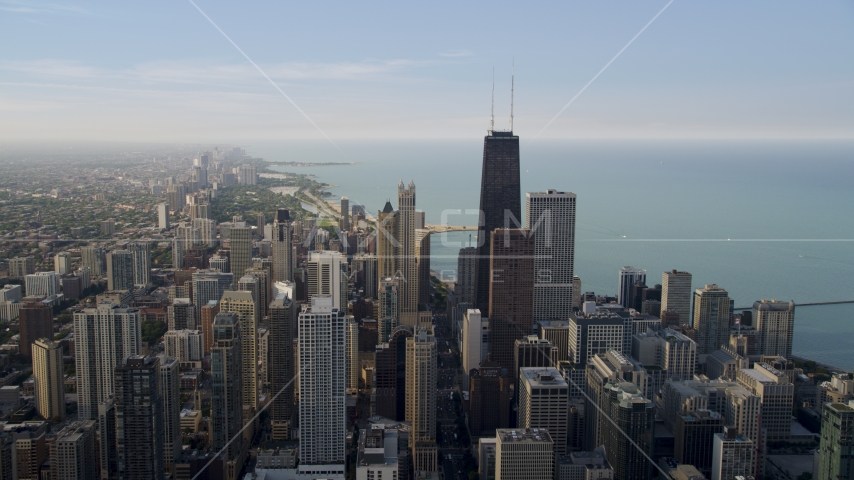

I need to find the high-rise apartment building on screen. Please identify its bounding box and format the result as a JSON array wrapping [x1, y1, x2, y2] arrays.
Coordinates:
[[468, 359, 511, 438], [210, 312, 244, 469], [73, 303, 141, 420], [415, 227, 431, 306], [495, 428, 554, 480], [272, 209, 294, 283], [9, 256, 35, 278], [32, 338, 65, 422], [568, 311, 628, 367], [54, 252, 71, 275], [269, 294, 297, 441], [373, 327, 413, 422], [346, 318, 360, 393], [163, 330, 203, 363], [220, 290, 258, 415], [158, 202, 170, 230], [406, 329, 438, 472], [376, 201, 398, 281], [488, 228, 534, 377], [158, 355, 181, 473], [192, 269, 233, 309], [673, 409, 725, 477], [298, 295, 346, 476], [229, 226, 252, 287], [200, 300, 219, 355], [238, 164, 257, 185], [24, 271, 60, 297], [167, 298, 195, 330], [340, 197, 350, 232], [50, 420, 99, 480], [462, 309, 488, 387], [106, 250, 134, 291], [98, 397, 119, 480], [661, 270, 692, 325], [18, 302, 54, 359], [238, 275, 262, 326], [598, 381, 655, 480], [351, 253, 378, 299], [817, 400, 854, 480], [736, 363, 794, 442], [475, 128, 521, 315], [172, 238, 184, 269], [128, 242, 151, 287], [617, 267, 646, 309], [396, 181, 418, 328], [711, 426, 755, 480], [114, 356, 165, 480], [693, 284, 732, 355], [306, 250, 347, 311], [518, 368, 569, 455], [100, 218, 115, 236], [753, 299, 795, 358], [456, 246, 477, 305], [526, 190, 576, 323], [81, 248, 106, 278], [632, 327, 698, 381], [377, 277, 400, 343]]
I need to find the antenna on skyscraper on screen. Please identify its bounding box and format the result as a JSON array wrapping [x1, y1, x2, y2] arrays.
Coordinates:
[[510, 59, 514, 132], [490, 68, 495, 134]]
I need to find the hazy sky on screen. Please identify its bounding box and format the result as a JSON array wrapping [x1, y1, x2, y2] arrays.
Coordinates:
[[2, 1, 853, 142]]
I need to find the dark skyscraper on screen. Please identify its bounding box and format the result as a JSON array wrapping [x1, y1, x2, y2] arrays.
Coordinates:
[[115, 355, 165, 480], [475, 130, 521, 314]]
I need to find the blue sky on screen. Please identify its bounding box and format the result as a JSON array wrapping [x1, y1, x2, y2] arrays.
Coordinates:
[[1, 0, 853, 142]]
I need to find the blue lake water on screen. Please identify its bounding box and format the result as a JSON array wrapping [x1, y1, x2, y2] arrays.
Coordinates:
[[257, 139, 854, 369]]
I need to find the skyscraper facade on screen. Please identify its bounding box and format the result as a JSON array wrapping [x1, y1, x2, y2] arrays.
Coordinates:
[[518, 368, 569, 455], [415, 227, 431, 306], [269, 294, 297, 441], [598, 381, 655, 480], [526, 190, 576, 323], [396, 181, 418, 328], [817, 400, 854, 480], [661, 270, 692, 325], [306, 250, 348, 312], [81, 247, 106, 277], [74, 303, 142, 420], [340, 196, 350, 232], [298, 295, 346, 475], [106, 250, 134, 291], [406, 328, 438, 473], [32, 338, 65, 422], [377, 277, 400, 343], [158, 355, 181, 473], [192, 269, 233, 309], [229, 226, 252, 288], [158, 202, 170, 230], [475, 130, 521, 314], [495, 428, 554, 480], [488, 228, 534, 377], [617, 267, 646, 309], [693, 284, 732, 355], [210, 312, 244, 465], [272, 209, 294, 283], [753, 299, 795, 358], [220, 290, 258, 415], [128, 242, 151, 287], [50, 421, 99, 480], [18, 302, 54, 359], [114, 356, 165, 480]]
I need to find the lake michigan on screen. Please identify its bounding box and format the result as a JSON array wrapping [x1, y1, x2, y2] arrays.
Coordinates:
[[259, 138, 854, 369]]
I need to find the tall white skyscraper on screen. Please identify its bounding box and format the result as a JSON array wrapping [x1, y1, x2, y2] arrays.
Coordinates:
[[753, 299, 795, 358], [617, 266, 646, 309], [462, 308, 487, 389], [306, 250, 347, 311], [661, 270, 692, 324], [128, 242, 151, 287], [298, 295, 346, 476], [346, 318, 359, 393], [24, 271, 60, 297], [157, 203, 170, 230], [272, 209, 294, 283], [73, 302, 142, 420], [526, 190, 576, 323]]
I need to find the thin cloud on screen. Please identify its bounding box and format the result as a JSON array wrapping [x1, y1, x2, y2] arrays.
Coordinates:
[[439, 50, 474, 57], [0, 1, 92, 15]]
